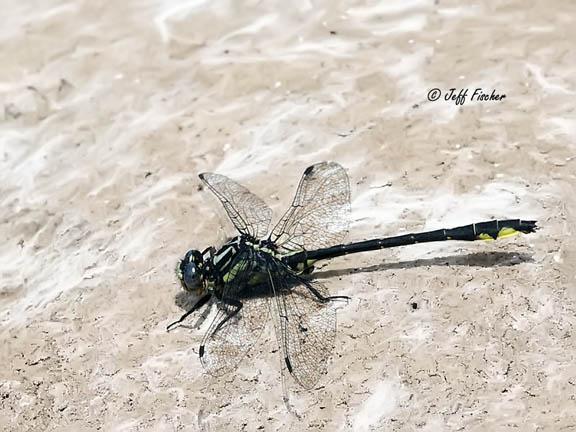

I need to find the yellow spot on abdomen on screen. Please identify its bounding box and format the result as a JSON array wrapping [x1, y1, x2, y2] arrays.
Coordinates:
[[497, 227, 519, 239], [477, 227, 519, 241], [477, 233, 495, 241]]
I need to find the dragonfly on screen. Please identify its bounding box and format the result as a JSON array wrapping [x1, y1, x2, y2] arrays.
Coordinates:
[[167, 161, 537, 390]]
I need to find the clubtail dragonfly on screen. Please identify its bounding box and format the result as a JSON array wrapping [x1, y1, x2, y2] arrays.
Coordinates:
[[168, 162, 537, 389]]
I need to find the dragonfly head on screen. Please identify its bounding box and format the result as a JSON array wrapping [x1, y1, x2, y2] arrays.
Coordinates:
[[176, 249, 205, 294]]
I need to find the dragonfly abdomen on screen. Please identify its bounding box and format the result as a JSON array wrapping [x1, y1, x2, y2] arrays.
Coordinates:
[[283, 219, 538, 265]]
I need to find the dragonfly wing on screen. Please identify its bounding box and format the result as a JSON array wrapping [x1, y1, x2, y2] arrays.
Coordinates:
[[200, 172, 272, 239], [266, 257, 338, 389], [199, 248, 271, 376], [269, 162, 351, 252]]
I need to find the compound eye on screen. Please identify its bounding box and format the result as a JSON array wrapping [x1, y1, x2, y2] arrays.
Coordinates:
[[181, 261, 201, 291]]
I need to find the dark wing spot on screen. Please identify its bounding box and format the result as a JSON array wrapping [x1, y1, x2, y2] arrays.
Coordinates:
[[304, 165, 315, 175], [285, 356, 293, 373]]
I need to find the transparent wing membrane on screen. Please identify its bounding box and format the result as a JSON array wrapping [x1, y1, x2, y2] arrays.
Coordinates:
[[199, 248, 270, 376], [199, 247, 338, 389], [267, 257, 337, 389], [269, 162, 351, 253], [200, 172, 272, 240]]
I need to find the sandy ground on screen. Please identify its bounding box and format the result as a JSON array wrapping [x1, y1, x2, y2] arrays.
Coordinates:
[[1, 0, 575, 431]]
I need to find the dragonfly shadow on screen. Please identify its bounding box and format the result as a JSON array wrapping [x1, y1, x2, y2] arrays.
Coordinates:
[[312, 251, 534, 279], [174, 290, 201, 311]]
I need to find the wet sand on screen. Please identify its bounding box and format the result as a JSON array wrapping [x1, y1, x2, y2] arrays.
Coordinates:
[[1, 0, 575, 431]]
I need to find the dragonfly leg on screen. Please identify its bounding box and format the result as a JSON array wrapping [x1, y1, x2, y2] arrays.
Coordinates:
[[201, 246, 216, 258], [167, 293, 212, 331], [306, 283, 350, 303], [213, 297, 243, 334], [302, 265, 315, 275]]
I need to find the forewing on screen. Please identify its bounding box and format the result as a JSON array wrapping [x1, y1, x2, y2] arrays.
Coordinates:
[[199, 248, 271, 376], [269, 162, 351, 252], [266, 258, 338, 389], [200, 172, 272, 239]]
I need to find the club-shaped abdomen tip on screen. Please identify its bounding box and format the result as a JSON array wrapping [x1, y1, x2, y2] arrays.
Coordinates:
[[199, 345, 205, 358]]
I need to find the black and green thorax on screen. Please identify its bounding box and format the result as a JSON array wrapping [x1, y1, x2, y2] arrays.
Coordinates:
[[203, 236, 315, 295]]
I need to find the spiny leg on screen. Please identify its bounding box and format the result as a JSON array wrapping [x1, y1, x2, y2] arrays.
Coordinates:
[[306, 283, 350, 303], [167, 293, 212, 331], [212, 297, 244, 334]]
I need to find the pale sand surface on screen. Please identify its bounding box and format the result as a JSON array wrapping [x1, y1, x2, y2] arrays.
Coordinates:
[[1, 1, 575, 431]]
